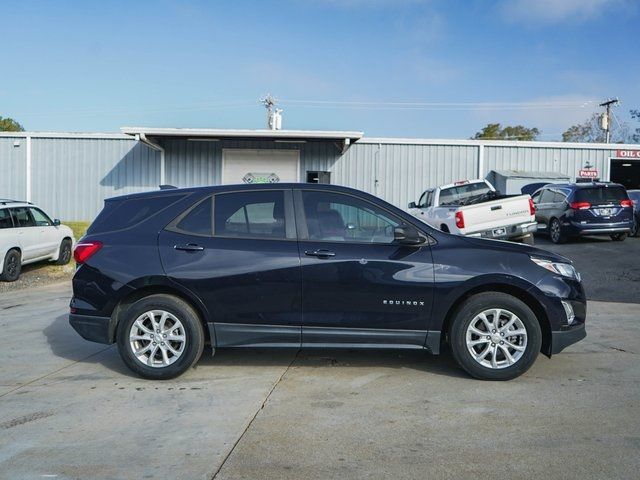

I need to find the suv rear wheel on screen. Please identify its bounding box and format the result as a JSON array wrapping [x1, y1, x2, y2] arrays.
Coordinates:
[[449, 292, 542, 380], [0, 249, 22, 282], [549, 218, 566, 244], [116, 294, 205, 380]]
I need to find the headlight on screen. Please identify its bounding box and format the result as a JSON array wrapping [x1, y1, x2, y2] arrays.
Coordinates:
[[530, 257, 580, 280]]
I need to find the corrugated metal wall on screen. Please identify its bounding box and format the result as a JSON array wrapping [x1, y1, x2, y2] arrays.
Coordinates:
[[0, 136, 27, 200], [332, 142, 478, 208], [31, 138, 160, 221], [483, 145, 618, 181], [1, 134, 637, 222]]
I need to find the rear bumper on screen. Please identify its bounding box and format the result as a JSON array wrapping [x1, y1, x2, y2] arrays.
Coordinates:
[[69, 313, 115, 344], [566, 220, 633, 236], [551, 323, 586, 354], [468, 221, 538, 240]]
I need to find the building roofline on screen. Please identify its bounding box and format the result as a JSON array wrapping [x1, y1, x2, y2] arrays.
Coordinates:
[[358, 137, 640, 150], [120, 126, 364, 141], [0, 131, 131, 139]]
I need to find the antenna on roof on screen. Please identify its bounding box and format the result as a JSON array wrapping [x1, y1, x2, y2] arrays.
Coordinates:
[[261, 94, 283, 130]]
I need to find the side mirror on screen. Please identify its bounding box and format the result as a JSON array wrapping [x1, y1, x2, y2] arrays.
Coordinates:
[[53, 219, 61, 226], [408, 201, 417, 209], [394, 225, 424, 245]]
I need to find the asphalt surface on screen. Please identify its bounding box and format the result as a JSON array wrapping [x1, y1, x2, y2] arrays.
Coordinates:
[[534, 234, 640, 304], [1, 283, 639, 479]]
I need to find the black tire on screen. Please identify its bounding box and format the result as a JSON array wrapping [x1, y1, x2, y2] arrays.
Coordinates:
[[449, 292, 542, 381], [116, 294, 205, 380], [631, 217, 639, 237], [440, 224, 450, 233], [549, 218, 566, 244], [610, 233, 627, 242], [54, 238, 73, 265], [0, 249, 22, 282]]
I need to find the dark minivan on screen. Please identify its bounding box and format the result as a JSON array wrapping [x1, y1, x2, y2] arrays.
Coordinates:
[[532, 182, 634, 243], [70, 184, 586, 381]]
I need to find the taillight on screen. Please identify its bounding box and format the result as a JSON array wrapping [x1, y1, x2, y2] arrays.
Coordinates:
[[569, 202, 591, 210], [73, 241, 103, 264], [528, 198, 536, 215], [620, 199, 633, 208], [455, 211, 465, 229]]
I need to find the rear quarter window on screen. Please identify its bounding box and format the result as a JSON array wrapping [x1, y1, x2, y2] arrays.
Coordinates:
[[88, 194, 187, 234], [0, 209, 13, 229]]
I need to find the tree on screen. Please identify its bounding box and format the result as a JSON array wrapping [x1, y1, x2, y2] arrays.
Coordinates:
[[473, 123, 540, 141], [562, 113, 629, 143], [0, 116, 24, 132]]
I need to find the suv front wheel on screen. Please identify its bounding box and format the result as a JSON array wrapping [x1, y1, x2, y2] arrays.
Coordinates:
[[449, 292, 542, 380], [116, 294, 205, 380]]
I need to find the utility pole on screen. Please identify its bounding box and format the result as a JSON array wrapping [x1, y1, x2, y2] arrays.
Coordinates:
[[599, 98, 619, 143], [260, 94, 283, 130]]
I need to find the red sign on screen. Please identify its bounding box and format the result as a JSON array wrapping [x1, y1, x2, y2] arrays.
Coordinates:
[[579, 169, 599, 178], [616, 150, 640, 159]]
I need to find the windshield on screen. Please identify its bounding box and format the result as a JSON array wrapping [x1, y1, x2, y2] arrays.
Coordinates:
[[439, 182, 492, 206], [574, 186, 627, 204]]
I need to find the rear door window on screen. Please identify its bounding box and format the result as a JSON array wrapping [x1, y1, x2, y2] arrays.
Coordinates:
[[0, 209, 13, 229], [539, 189, 554, 203], [574, 187, 627, 205], [214, 191, 287, 239], [11, 207, 35, 227]]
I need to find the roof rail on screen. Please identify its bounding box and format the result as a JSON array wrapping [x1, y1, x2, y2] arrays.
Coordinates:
[[0, 199, 32, 205], [159, 184, 178, 190]]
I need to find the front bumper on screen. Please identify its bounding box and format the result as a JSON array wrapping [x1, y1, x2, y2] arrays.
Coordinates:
[[468, 221, 538, 240], [69, 313, 115, 344], [551, 323, 586, 354]]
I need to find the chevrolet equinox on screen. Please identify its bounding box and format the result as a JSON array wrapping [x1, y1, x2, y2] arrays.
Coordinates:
[[69, 184, 586, 380]]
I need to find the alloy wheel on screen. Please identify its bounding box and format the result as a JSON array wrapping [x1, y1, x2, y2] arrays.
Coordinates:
[[129, 310, 186, 368], [550, 220, 560, 243], [465, 308, 528, 369]]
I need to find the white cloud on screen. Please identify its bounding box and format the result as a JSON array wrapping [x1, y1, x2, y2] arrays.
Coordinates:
[[500, 0, 625, 24]]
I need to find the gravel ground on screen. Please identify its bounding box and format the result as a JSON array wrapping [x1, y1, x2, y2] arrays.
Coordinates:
[[0, 261, 75, 294]]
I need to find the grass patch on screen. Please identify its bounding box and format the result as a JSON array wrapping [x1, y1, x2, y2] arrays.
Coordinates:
[[64, 221, 90, 240]]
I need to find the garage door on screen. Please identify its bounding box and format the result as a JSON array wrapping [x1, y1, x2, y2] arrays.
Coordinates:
[[221, 149, 300, 185], [610, 159, 640, 189]]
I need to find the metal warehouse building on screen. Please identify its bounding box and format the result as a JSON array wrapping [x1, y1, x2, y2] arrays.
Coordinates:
[[1, 127, 639, 222]]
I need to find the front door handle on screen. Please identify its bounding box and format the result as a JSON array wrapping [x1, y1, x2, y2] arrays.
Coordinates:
[[305, 249, 335, 258], [174, 243, 205, 252]]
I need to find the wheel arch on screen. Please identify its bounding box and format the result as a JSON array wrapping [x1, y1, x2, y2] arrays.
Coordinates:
[[111, 282, 212, 345], [439, 282, 552, 357]]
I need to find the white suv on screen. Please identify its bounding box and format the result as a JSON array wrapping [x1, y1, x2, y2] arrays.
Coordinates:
[[0, 200, 75, 282]]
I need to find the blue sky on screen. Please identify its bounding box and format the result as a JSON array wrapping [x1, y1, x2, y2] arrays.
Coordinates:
[[2, 0, 639, 139]]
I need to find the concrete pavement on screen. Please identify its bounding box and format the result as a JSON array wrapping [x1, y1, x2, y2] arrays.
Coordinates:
[[0, 283, 638, 479]]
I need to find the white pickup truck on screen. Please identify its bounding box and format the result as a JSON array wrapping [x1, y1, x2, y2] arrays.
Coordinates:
[[408, 179, 537, 243]]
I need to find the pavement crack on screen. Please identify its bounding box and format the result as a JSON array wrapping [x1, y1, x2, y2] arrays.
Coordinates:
[[210, 349, 300, 480], [0, 345, 114, 399]]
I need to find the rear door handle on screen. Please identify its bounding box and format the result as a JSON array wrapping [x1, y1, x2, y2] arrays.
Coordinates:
[[174, 243, 205, 252], [305, 249, 335, 258]]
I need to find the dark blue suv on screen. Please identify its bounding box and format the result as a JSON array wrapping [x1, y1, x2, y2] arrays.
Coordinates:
[[69, 184, 586, 381], [532, 182, 634, 243]]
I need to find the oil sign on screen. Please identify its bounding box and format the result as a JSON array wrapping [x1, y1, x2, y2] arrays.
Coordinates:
[[616, 149, 640, 159]]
